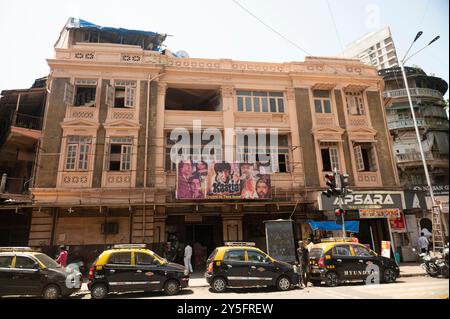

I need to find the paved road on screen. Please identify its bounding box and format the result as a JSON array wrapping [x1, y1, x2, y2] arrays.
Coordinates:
[[1, 276, 447, 299]]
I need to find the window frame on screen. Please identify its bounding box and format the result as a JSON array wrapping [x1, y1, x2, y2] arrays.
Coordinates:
[[313, 90, 332, 114], [64, 136, 92, 171], [320, 143, 340, 172], [236, 91, 285, 113], [107, 137, 133, 172], [345, 91, 366, 115]]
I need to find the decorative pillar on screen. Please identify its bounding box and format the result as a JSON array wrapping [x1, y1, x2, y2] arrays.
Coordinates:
[[221, 86, 235, 163], [286, 87, 304, 188], [155, 82, 167, 187]]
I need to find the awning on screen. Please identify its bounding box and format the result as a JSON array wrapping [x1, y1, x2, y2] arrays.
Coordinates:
[[307, 220, 360, 233]]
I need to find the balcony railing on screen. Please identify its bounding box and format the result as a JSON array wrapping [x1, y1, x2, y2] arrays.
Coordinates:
[[383, 88, 444, 100], [12, 112, 43, 131], [388, 118, 449, 130], [396, 151, 449, 164]]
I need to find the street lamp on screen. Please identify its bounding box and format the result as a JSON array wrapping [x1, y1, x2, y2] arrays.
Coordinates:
[[399, 31, 441, 253]]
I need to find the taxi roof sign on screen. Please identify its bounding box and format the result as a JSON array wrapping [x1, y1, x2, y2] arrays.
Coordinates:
[[224, 242, 255, 247], [320, 237, 354, 243], [0, 247, 40, 252], [112, 244, 147, 249]]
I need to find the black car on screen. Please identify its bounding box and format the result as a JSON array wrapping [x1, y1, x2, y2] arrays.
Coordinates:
[[308, 241, 400, 287], [87, 244, 189, 299], [205, 243, 299, 293], [0, 248, 82, 299]]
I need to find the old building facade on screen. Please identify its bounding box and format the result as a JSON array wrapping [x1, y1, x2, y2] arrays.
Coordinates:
[[29, 19, 402, 264]]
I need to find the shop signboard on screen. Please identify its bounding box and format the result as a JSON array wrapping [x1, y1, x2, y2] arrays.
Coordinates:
[[381, 241, 391, 258], [411, 184, 449, 196], [319, 192, 403, 211], [359, 208, 400, 219], [176, 161, 271, 200], [264, 219, 296, 264], [389, 211, 407, 233]]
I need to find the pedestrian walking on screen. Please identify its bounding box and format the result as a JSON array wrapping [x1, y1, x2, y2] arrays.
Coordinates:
[[297, 240, 309, 288], [350, 233, 359, 243], [184, 242, 193, 273], [56, 245, 68, 267], [418, 232, 429, 254]]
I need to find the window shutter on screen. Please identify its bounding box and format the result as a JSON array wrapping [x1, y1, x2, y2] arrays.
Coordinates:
[[369, 146, 378, 171], [354, 145, 365, 171], [121, 145, 132, 170], [106, 84, 115, 106], [64, 83, 75, 105], [104, 142, 110, 171], [125, 87, 135, 108]]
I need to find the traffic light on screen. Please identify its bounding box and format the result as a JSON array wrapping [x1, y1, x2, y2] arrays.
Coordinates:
[[335, 208, 345, 225], [322, 174, 336, 198], [340, 174, 352, 196]]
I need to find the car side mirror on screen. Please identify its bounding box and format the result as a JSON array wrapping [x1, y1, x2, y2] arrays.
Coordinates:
[[264, 257, 271, 263]]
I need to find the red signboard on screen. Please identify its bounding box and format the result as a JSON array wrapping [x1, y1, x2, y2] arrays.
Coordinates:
[[359, 208, 400, 219], [389, 211, 407, 232]]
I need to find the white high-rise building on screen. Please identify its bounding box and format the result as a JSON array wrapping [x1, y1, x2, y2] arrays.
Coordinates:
[[340, 26, 399, 70]]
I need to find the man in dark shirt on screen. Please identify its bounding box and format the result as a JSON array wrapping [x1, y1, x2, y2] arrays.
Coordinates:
[[297, 241, 309, 288]]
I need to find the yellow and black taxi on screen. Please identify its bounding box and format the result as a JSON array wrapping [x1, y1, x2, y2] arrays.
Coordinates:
[[87, 244, 189, 299], [205, 242, 299, 293], [308, 238, 400, 287], [0, 247, 82, 299]]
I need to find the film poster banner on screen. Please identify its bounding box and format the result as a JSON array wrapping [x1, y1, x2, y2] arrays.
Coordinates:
[[176, 161, 272, 200], [359, 208, 400, 219]]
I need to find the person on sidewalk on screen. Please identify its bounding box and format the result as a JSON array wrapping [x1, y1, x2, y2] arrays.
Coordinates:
[[184, 242, 193, 273], [56, 245, 68, 267], [418, 232, 429, 254], [297, 240, 309, 288]]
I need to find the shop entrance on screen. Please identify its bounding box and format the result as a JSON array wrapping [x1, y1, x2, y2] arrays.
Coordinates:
[[165, 215, 223, 271], [358, 219, 390, 254]]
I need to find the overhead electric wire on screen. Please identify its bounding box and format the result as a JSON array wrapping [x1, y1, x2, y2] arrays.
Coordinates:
[[326, 0, 345, 51]]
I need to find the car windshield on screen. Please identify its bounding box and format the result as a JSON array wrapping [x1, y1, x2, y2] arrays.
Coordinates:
[[34, 253, 62, 269], [151, 251, 168, 264]]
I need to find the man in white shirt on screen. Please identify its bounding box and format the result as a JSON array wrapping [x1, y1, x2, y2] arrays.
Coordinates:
[[184, 243, 193, 273], [418, 232, 429, 254]]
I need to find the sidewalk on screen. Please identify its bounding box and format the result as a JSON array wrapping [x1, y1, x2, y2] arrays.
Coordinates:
[[398, 262, 427, 278]]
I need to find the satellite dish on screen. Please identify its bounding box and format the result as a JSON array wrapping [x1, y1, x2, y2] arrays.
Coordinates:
[[175, 50, 189, 58]]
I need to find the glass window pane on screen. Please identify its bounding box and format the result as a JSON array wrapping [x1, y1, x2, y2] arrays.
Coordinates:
[[224, 250, 245, 262], [313, 90, 330, 98], [269, 92, 283, 97], [15, 257, 37, 269], [253, 97, 260, 112], [108, 252, 131, 265], [253, 92, 268, 97], [314, 100, 322, 113], [245, 97, 252, 112], [136, 253, 155, 265], [277, 98, 284, 112], [236, 91, 251, 96], [237, 96, 244, 112], [261, 98, 269, 112], [324, 100, 331, 113], [247, 250, 266, 263], [269, 98, 277, 112]]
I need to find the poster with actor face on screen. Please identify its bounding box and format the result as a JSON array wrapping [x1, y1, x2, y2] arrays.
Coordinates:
[[176, 161, 271, 200]]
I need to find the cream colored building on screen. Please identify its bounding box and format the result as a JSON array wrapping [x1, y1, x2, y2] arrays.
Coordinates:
[[30, 18, 401, 262]]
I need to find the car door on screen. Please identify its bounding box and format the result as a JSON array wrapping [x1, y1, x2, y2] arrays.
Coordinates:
[[221, 249, 250, 287], [10, 255, 42, 295], [103, 252, 135, 292], [352, 244, 379, 282], [247, 250, 276, 286], [133, 252, 167, 291], [331, 244, 358, 281], [0, 255, 14, 295]]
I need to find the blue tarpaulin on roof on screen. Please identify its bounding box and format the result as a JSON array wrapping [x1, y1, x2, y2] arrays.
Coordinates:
[[307, 220, 359, 233], [73, 18, 161, 38]]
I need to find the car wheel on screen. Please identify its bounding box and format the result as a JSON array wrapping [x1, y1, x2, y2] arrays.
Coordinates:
[[91, 283, 108, 299], [164, 279, 180, 296], [383, 268, 397, 283], [43, 284, 60, 299], [325, 272, 339, 287], [276, 276, 291, 291], [211, 277, 227, 293]]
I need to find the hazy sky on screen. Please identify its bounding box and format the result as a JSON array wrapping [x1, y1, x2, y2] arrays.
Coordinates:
[[0, 0, 448, 98]]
